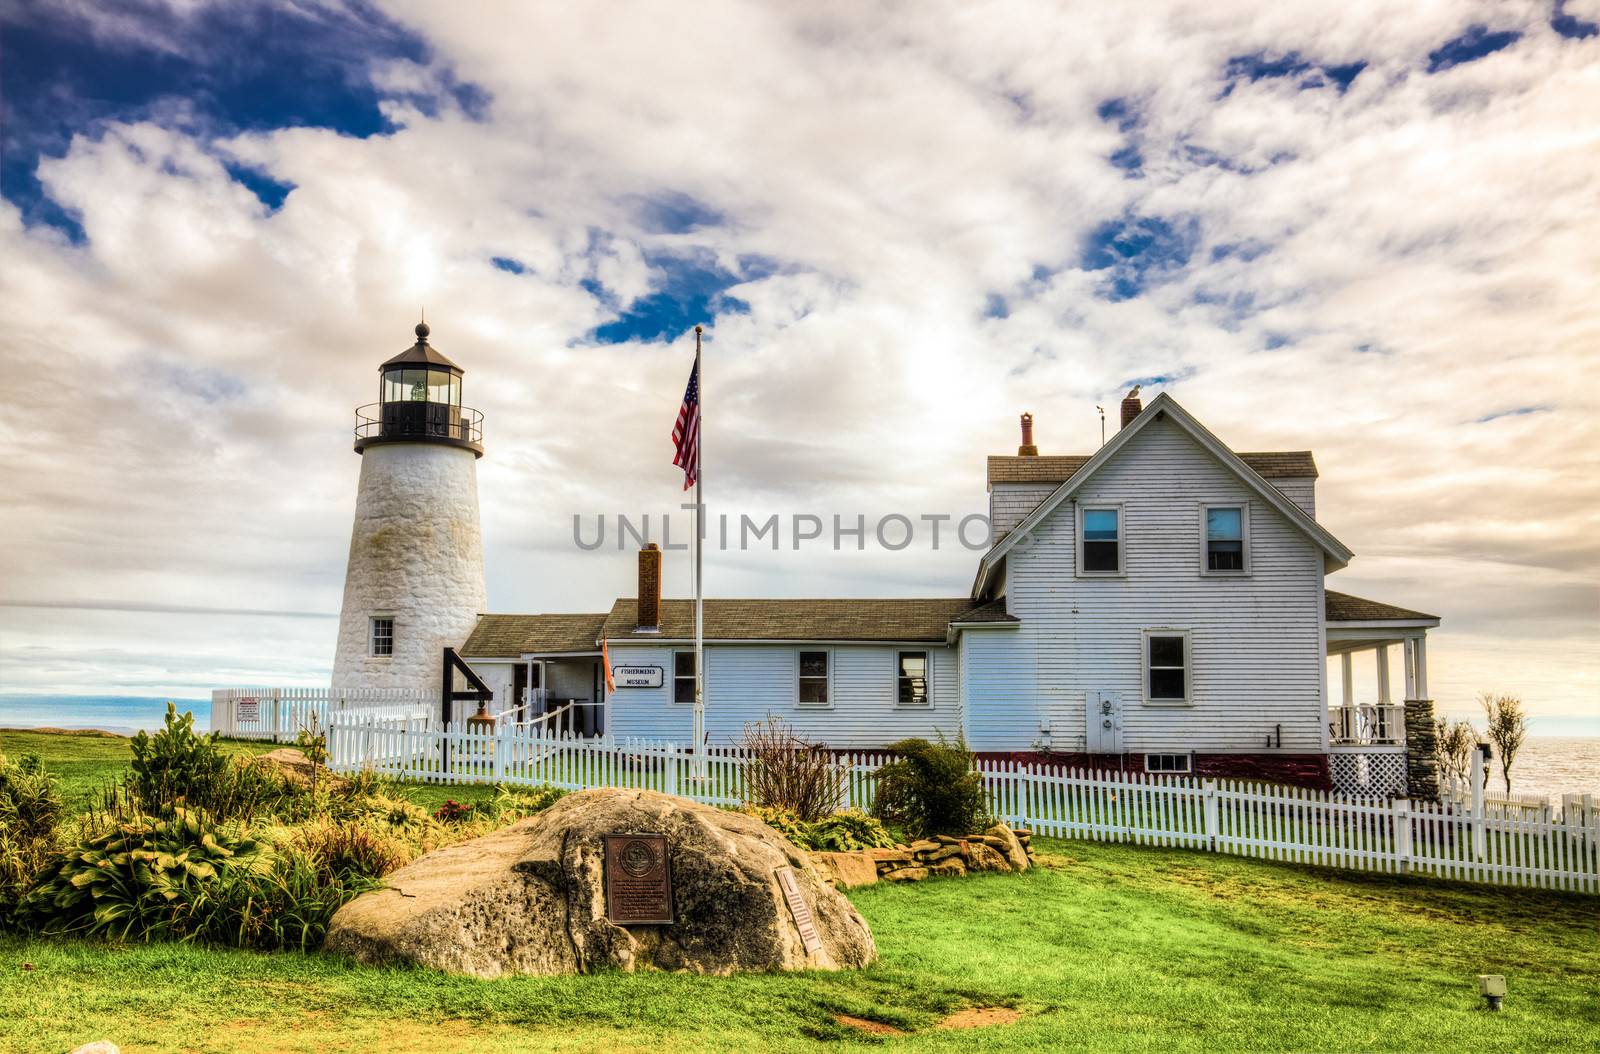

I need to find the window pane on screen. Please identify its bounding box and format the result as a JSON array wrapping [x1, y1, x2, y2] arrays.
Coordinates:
[[1208, 541, 1244, 571], [1149, 635, 1184, 668], [674, 678, 695, 704], [675, 652, 696, 677], [405, 369, 428, 400], [800, 652, 828, 678], [898, 652, 926, 679], [1083, 508, 1119, 540], [1149, 667, 1186, 699], [799, 678, 829, 704], [1083, 540, 1119, 572], [1206, 507, 1242, 541]]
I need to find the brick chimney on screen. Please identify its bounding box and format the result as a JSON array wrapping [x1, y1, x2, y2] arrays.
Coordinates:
[[1120, 386, 1143, 430], [636, 543, 661, 631], [1017, 412, 1038, 456]]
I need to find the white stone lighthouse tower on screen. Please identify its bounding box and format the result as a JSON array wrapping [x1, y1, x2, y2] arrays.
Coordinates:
[[331, 321, 486, 698]]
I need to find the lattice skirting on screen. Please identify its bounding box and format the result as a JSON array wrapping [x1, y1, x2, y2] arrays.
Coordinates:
[[1330, 751, 1408, 798]]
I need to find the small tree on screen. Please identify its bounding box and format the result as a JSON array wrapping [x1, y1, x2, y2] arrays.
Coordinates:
[[1479, 692, 1528, 793], [1433, 718, 1477, 788], [738, 718, 844, 822], [870, 735, 988, 838]]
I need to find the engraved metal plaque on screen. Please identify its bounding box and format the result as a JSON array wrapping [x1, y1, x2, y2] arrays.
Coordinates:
[[775, 867, 823, 955], [603, 833, 674, 925]]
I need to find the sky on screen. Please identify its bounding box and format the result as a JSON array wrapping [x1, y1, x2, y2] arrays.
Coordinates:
[[0, 0, 1596, 727]]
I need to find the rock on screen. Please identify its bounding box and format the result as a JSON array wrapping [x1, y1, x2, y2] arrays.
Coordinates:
[[908, 839, 940, 853], [934, 835, 961, 845], [809, 850, 878, 889], [964, 843, 1010, 872], [984, 824, 1030, 872], [929, 858, 967, 877], [867, 848, 912, 864], [257, 748, 349, 790], [883, 866, 929, 882], [324, 788, 875, 978], [69, 1044, 119, 1054], [926, 845, 965, 864]]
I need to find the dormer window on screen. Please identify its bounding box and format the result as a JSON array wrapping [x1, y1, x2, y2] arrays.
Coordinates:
[[1202, 503, 1250, 575], [1078, 504, 1123, 576]]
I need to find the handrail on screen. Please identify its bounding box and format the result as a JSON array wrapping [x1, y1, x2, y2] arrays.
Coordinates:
[[1327, 703, 1406, 746], [355, 402, 483, 445]]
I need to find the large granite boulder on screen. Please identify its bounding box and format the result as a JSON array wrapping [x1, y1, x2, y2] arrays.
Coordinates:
[[324, 788, 876, 978]]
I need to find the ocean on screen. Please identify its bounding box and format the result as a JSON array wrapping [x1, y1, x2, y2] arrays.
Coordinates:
[[2, 695, 1595, 803]]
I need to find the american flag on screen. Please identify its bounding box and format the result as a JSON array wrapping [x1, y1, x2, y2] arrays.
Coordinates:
[[671, 360, 700, 490]]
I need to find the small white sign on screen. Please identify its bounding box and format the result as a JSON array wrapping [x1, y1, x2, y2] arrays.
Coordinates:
[[236, 697, 260, 723], [612, 665, 664, 688]]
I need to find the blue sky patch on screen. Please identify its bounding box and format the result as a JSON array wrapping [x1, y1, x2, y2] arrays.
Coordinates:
[[1080, 213, 1200, 301], [1428, 25, 1522, 72], [491, 257, 527, 275], [1552, 0, 1600, 38], [982, 293, 1010, 320], [1477, 405, 1552, 423], [0, 2, 481, 241], [1220, 51, 1366, 98], [589, 251, 780, 344], [633, 191, 726, 235], [223, 163, 294, 212]]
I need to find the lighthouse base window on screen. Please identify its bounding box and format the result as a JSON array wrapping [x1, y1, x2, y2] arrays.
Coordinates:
[[370, 617, 394, 657]]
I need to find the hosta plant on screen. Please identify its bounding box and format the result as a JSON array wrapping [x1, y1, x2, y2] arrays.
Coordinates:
[[24, 808, 270, 940], [805, 810, 898, 851]]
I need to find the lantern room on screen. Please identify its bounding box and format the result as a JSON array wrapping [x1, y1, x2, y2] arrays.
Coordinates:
[[354, 321, 484, 456]]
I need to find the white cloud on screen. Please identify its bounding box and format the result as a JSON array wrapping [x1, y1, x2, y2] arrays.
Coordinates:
[[0, 0, 1596, 719]]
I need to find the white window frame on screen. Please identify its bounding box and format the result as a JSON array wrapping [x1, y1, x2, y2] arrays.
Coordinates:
[[795, 648, 833, 709], [1142, 628, 1192, 706], [1145, 753, 1192, 774], [1199, 502, 1251, 576], [1076, 501, 1126, 577], [369, 616, 394, 658], [895, 650, 932, 709], [671, 650, 696, 705]]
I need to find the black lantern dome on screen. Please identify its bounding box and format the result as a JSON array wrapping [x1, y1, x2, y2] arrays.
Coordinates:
[[354, 321, 484, 456]]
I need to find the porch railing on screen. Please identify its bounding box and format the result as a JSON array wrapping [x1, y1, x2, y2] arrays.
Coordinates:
[[1328, 703, 1406, 746]]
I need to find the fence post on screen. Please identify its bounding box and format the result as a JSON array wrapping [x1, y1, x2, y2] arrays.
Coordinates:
[[1203, 779, 1218, 851], [1392, 798, 1412, 874], [1471, 743, 1488, 860], [271, 687, 283, 743], [666, 744, 680, 799]]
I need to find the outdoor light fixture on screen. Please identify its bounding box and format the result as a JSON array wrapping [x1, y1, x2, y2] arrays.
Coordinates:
[[1478, 974, 1506, 1011]]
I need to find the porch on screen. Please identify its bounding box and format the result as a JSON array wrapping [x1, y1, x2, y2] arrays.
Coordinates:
[[1324, 589, 1441, 797], [503, 654, 608, 738]]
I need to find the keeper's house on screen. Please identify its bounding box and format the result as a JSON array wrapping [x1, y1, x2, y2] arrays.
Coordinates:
[[457, 388, 1440, 793]]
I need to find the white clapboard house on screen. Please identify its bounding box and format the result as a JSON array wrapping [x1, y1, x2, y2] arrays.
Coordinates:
[[324, 325, 1438, 794], [457, 390, 1439, 793]]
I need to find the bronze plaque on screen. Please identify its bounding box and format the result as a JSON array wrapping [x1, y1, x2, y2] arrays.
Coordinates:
[[603, 833, 674, 925], [775, 867, 823, 955]]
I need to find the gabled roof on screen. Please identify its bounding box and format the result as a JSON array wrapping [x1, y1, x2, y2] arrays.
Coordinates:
[[1326, 590, 1438, 624], [973, 392, 1353, 598], [600, 598, 988, 643], [988, 450, 1316, 487], [461, 613, 608, 657]]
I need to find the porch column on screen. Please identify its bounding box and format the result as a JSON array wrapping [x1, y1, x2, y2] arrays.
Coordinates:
[[1340, 652, 1354, 706], [1414, 636, 1429, 700], [1402, 638, 1418, 700], [1375, 645, 1391, 705]]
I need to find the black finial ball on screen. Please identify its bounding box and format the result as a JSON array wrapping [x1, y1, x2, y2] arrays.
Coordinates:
[[415, 321, 430, 340]]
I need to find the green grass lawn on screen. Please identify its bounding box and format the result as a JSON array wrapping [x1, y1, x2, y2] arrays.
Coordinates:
[[3, 733, 1597, 1052]]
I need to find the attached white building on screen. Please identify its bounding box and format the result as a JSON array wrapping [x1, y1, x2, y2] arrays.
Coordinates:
[[453, 388, 1440, 795]]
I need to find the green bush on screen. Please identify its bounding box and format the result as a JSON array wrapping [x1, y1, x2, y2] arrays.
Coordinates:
[[23, 807, 270, 940], [474, 784, 567, 823], [870, 736, 989, 838], [291, 820, 412, 882], [0, 752, 64, 922], [806, 810, 898, 851]]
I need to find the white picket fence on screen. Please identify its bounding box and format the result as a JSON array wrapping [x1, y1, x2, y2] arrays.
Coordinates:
[[211, 687, 431, 741], [324, 715, 1600, 894]]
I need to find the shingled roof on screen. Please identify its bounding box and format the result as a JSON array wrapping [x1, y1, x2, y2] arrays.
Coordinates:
[[1325, 590, 1438, 623], [600, 598, 998, 643], [988, 450, 1317, 487], [460, 613, 609, 657]]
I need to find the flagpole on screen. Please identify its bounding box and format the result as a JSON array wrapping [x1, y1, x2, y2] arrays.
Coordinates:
[[692, 324, 706, 780]]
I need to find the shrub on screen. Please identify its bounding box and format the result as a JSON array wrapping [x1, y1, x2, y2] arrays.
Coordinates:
[[474, 784, 567, 823], [870, 736, 988, 838], [291, 820, 412, 882], [434, 799, 472, 823], [738, 718, 845, 822], [0, 752, 64, 922], [23, 807, 270, 940], [218, 845, 381, 951], [806, 811, 897, 852], [743, 806, 816, 847], [128, 704, 288, 820]]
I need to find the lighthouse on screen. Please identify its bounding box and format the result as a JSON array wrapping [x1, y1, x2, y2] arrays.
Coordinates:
[[330, 321, 487, 699]]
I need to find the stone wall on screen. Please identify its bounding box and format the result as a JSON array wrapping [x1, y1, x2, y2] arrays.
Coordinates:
[[331, 442, 486, 697], [1404, 698, 1441, 802], [809, 825, 1034, 887]]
